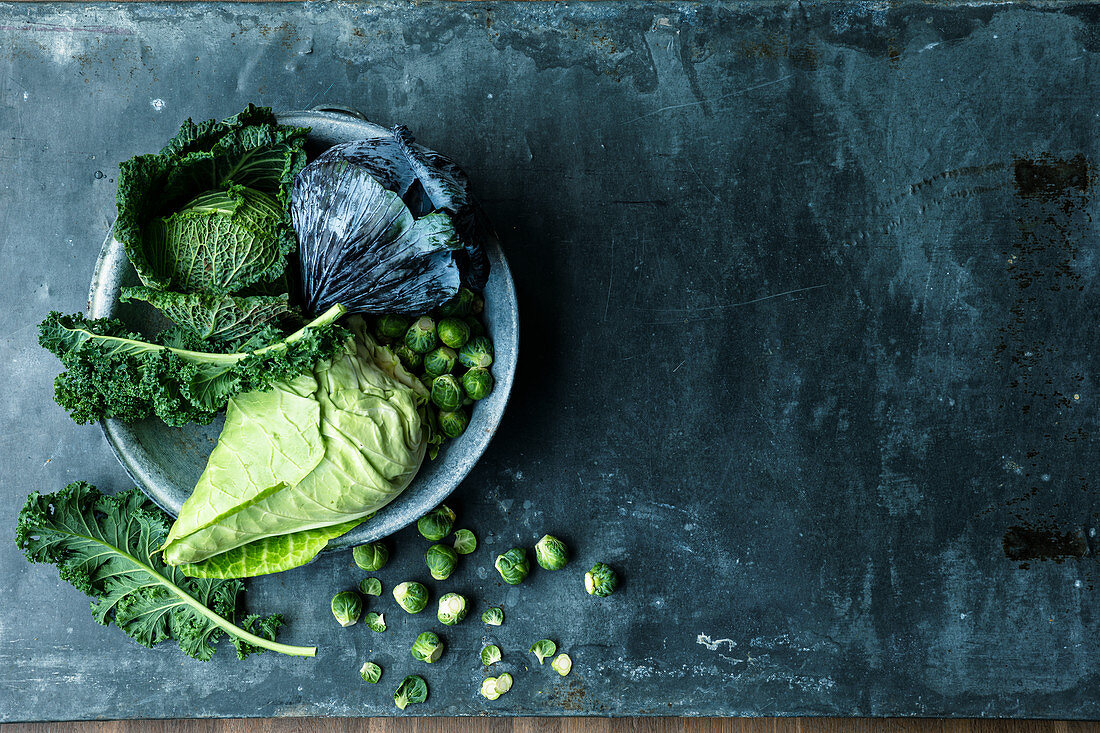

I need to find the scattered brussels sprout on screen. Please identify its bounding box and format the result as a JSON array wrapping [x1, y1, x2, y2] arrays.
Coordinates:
[[494, 548, 530, 585], [461, 367, 494, 401], [430, 374, 464, 411], [534, 534, 569, 570], [530, 639, 557, 664], [360, 661, 382, 684], [393, 581, 429, 614], [395, 344, 423, 371], [551, 653, 572, 677], [585, 562, 619, 597], [425, 544, 459, 581], [438, 408, 469, 438], [437, 288, 480, 317], [423, 346, 458, 377], [453, 528, 477, 554], [404, 316, 438, 354], [437, 592, 469, 626], [331, 590, 363, 627], [480, 677, 501, 700], [494, 673, 513, 694], [365, 612, 387, 633], [411, 631, 444, 663], [418, 505, 457, 541], [458, 336, 494, 369], [438, 317, 472, 349], [481, 644, 502, 666], [352, 542, 389, 571], [464, 315, 486, 338], [359, 577, 382, 596], [482, 607, 504, 626], [376, 314, 411, 341], [394, 675, 428, 710]]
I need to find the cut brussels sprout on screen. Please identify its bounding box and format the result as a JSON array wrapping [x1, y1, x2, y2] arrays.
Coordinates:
[[494, 548, 530, 585], [359, 577, 382, 596], [534, 534, 569, 570], [494, 673, 513, 694], [551, 653, 572, 677], [437, 592, 469, 625], [331, 590, 363, 627], [437, 287, 480, 317], [375, 314, 411, 341], [360, 661, 382, 684], [394, 675, 427, 710], [482, 607, 504, 626], [585, 563, 619, 597], [426, 544, 459, 581], [461, 367, 494, 401], [480, 644, 502, 666], [430, 374, 464, 411], [437, 317, 471, 349], [418, 505, 457, 541], [424, 346, 458, 377], [438, 408, 469, 438], [393, 581, 429, 614], [404, 316, 438, 354], [395, 343, 423, 370], [352, 542, 389, 572], [480, 677, 501, 700], [365, 612, 387, 633], [411, 631, 444, 663], [453, 528, 477, 554], [458, 336, 494, 369], [530, 639, 556, 664]]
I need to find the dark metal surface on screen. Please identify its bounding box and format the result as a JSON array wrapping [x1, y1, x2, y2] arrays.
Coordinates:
[[2, 0, 1099, 722]]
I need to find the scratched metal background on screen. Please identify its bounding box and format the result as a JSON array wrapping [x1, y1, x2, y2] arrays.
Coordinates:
[[3, 0, 1100, 721]]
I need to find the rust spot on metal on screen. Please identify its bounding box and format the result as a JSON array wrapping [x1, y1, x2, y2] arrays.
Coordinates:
[[1003, 525, 1089, 564], [1013, 153, 1090, 200]]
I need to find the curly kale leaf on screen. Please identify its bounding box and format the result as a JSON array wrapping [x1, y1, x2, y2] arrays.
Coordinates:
[[14, 482, 316, 660], [39, 304, 347, 427]]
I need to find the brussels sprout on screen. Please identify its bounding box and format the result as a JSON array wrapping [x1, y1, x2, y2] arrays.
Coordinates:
[[465, 315, 486, 338], [359, 577, 382, 596], [331, 590, 362, 627], [494, 548, 530, 585], [437, 287, 480, 317], [458, 336, 494, 369], [437, 317, 472, 349], [411, 631, 444, 663], [430, 374, 464, 411], [365, 612, 387, 633], [551, 653, 572, 677], [481, 644, 502, 666], [404, 316, 438, 354], [393, 581, 429, 613], [437, 592, 469, 625], [534, 534, 569, 570], [438, 408, 469, 438], [426, 544, 459, 581], [424, 346, 458, 377], [494, 673, 513, 694], [453, 528, 477, 554], [585, 562, 619, 597], [352, 542, 389, 571], [529, 639, 557, 664], [461, 367, 494, 401], [482, 607, 504, 626], [395, 344, 423, 371], [376, 314, 411, 340], [418, 504, 457, 541], [360, 661, 382, 684], [480, 676, 501, 700], [394, 675, 427, 710]]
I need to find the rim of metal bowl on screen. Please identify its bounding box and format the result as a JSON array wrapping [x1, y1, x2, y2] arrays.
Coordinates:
[[88, 107, 518, 551]]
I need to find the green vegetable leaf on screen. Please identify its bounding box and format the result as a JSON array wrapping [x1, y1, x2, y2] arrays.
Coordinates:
[[121, 287, 291, 345], [530, 639, 557, 664], [394, 675, 428, 710], [453, 528, 477, 554], [359, 577, 382, 596], [481, 644, 501, 666], [14, 482, 315, 659], [360, 661, 382, 684]]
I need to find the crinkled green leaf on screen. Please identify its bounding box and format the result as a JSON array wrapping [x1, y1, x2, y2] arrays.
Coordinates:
[[121, 287, 290, 345]]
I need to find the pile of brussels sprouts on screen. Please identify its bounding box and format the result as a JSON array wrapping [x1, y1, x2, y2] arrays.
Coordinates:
[[372, 287, 495, 445]]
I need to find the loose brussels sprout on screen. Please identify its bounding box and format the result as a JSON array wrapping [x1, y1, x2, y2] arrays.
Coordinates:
[[453, 528, 477, 554], [461, 367, 494, 401], [393, 581, 429, 614], [437, 592, 469, 625], [365, 612, 387, 633], [494, 673, 513, 694], [458, 336, 494, 369], [534, 534, 569, 570], [551, 653, 572, 677], [585, 562, 619, 597], [359, 577, 382, 596], [437, 287, 480, 317], [430, 374, 464, 411], [437, 317, 472, 349], [375, 314, 411, 341], [480, 677, 501, 700], [395, 344, 423, 371], [331, 590, 363, 627], [494, 548, 530, 585], [465, 315, 486, 338], [360, 661, 382, 684], [394, 675, 428, 710], [411, 631, 444, 663], [426, 544, 459, 581], [481, 644, 502, 666], [530, 639, 557, 664], [423, 346, 458, 377], [482, 607, 504, 626], [352, 542, 389, 572], [404, 316, 438, 354], [438, 408, 469, 438], [417, 504, 457, 541]]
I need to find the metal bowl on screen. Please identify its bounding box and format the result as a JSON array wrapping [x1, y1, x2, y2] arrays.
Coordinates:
[[87, 108, 518, 550]]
